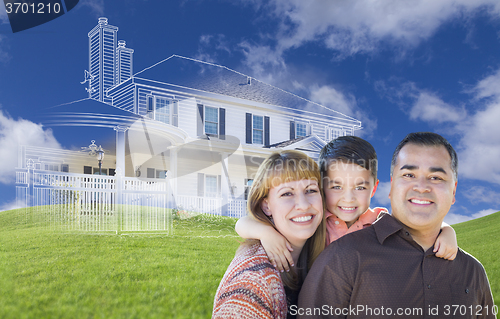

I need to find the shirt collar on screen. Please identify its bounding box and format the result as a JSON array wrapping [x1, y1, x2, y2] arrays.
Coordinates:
[[372, 212, 405, 244]]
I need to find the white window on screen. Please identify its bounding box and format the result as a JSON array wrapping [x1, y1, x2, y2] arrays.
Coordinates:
[[147, 168, 168, 179], [156, 170, 168, 179], [93, 168, 108, 175], [252, 115, 263, 144], [326, 127, 343, 141], [205, 175, 218, 197], [296, 122, 308, 137], [155, 97, 170, 124], [44, 164, 59, 171], [205, 106, 219, 135]]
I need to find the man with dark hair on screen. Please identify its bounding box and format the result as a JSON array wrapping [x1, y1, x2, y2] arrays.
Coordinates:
[[297, 132, 495, 319]]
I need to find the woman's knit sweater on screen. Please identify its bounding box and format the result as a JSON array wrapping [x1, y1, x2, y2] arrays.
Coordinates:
[[212, 243, 287, 319]]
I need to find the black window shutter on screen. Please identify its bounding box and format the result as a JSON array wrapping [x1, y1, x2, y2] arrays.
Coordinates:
[[290, 121, 295, 140], [219, 108, 226, 140], [198, 173, 205, 197], [246, 113, 252, 144], [147, 96, 154, 112], [264, 116, 270, 147], [197, 104, 204, 137]]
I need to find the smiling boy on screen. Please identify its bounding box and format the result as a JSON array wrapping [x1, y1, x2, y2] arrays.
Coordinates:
[[319, 136, 386, 244]]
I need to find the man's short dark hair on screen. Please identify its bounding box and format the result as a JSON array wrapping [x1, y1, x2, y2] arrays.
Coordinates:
[[390, 132, 458, 180], [319, 136, 378, 182]]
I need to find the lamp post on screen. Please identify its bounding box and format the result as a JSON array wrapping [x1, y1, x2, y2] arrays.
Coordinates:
[[82, 140, 106, 175], [96, 145, 105, 175]]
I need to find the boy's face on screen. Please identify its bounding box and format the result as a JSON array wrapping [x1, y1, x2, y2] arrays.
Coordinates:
[[324, 162, 378, 227]]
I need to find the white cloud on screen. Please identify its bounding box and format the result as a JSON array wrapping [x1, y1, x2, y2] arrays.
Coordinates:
[[309, 84, 377, 137], [237, 42, 375, 133], [239, 41, 287, 85], [444, 212, 471, 225], [0, 6, 10, 62], [0, 198, 26, 212], [377, 73, 500, 185], [462, 186, 500, 204], [473, 208, 499, 218], [0, 110, 61, 184], [444, 208, 498, 225], [0, 5, 8, 24], [255, 0, 500, 58], [309, 85, 356, 117], [472, 68, 500, 100], [455, 69, 500, 184], [78, 0, 104, 17], [458, 102, 500, 184], [0, 35, 10, 63], [410, 91, 466, 123], [195, 34, 232, 63], [372, 181, 391, 207], [375, 79, 466, 124]]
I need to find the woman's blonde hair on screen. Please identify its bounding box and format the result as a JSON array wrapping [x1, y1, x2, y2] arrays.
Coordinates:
[[246, 150, 326, 291]]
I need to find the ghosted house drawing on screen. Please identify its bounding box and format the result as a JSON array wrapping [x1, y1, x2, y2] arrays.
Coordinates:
[[16, 18, 361, 231]]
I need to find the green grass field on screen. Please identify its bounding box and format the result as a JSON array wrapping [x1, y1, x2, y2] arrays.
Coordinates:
[[0, 208, 498, 318], [453, 211, 499, 310]]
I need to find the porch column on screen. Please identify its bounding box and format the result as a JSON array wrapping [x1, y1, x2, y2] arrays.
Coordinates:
[[114, 126, 128, 176], [114, 126, 128, 213], [169, 147, 178, 208], [221, 152, 230, 216]]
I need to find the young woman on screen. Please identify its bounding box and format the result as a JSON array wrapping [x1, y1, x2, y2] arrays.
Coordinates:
[[212, 150, 326, 319]]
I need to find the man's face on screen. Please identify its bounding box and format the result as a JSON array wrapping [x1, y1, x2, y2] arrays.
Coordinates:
[[389, 144, 457, 233]]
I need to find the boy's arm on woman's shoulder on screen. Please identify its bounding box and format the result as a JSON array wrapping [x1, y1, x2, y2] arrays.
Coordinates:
[[235, 216, 294, 272]]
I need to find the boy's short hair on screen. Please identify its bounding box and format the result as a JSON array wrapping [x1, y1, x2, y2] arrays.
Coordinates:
[[319, 136, 378, 182]]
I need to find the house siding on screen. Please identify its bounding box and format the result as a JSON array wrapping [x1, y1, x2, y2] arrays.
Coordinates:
[[178, 97, 198, 137]]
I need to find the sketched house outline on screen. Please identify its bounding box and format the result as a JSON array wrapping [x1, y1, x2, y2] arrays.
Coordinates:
[[17, 17, 362, 221]]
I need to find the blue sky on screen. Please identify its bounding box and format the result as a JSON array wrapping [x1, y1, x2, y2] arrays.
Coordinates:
[[1, 0, 499, 224]]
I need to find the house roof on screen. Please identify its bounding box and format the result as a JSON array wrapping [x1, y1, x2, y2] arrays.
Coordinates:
[[35, 98, 142, 152], [266, 136, 309, 148], [266, 135, 327, 156], [42, 98, 141, 128], [133, 55, 360, 123]]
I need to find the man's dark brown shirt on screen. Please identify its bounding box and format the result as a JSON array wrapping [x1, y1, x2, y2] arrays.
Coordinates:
[[296, 213, 495, 318]]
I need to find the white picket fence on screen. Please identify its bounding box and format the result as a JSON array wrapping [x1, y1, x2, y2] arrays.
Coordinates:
[[15, 169, 247, 232]]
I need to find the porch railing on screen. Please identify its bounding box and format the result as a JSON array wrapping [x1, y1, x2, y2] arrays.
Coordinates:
[[15, 169, 248, 232]]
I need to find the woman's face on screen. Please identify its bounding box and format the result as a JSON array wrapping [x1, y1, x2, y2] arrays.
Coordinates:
[[262, 179, 323, 249]]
